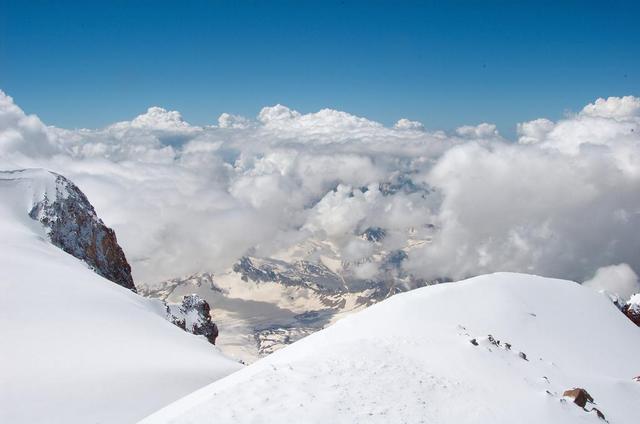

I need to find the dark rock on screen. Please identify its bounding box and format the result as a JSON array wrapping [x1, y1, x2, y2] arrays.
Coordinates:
[[29, 172, 136, 292], [487, 335, 500, 346], [623, 294, 640, 327], [591, 407, 606, 421], [167, 294, 219, 345], [383, 250, 408, 269], [379, 174, 429, 196], [469, 338, 478, 346], [518, 352, 528, 361], [562, 388, 594, 408], [361, 227, 386, 242]]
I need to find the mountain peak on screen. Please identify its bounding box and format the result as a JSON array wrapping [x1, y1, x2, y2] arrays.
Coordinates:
[[1, 168, 136, 291]]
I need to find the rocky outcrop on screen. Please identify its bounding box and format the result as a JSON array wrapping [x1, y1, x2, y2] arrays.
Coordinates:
[[167, 294, 219, 345], [562, 388, 606, 421], [28, 171, 136, 292], [623, 294, 640, 327], [361, 227, 386, 242], [563, 388, 594, 408]]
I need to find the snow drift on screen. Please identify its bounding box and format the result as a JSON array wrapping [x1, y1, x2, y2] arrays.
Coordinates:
[[140, 273, 640, 424], [0, 169, 242, 424]]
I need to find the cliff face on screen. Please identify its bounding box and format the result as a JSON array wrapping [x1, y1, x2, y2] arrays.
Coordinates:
[[26, 170, 136, 292]]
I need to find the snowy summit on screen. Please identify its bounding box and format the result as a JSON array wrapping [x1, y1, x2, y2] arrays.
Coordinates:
[[140, 272, 640, 424]]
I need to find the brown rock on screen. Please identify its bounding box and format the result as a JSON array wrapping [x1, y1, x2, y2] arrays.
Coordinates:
[[29, 172, 136, 292], [562, 388, 594, 408], [623, 295, 640, 327]]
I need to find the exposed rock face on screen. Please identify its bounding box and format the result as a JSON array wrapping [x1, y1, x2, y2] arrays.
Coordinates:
[[167, 294, 219, 345], [623, 294, 640, 327], [562, 388, 607, 421], [563, 388, 594, 408], [28, 171, 136, 292], [361, 226, 386, 242], [591, 407, 606, 421]]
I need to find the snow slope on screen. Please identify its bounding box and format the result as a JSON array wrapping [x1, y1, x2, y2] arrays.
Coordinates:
[[0, 169, 242, 424], [141, 273, 640, 424]]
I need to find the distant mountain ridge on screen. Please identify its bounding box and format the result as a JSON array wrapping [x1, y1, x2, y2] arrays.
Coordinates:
[[141, 240, 433, 362]]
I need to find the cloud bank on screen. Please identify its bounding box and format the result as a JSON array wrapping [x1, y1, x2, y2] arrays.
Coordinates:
[[1, 90, 639, 289]]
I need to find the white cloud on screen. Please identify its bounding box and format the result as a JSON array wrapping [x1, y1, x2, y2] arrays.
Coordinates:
[[394, 118, 425, 131], [580, 95, 640, 119], [114, 106, 192, 130], [2, 90, 640, 288], [257, 105, 388, 142], [304, 184, 378, 238], [405, 98, 640, 282], [583, 263, 640, 302], [517, 118, 554, 144], [0, 90, 58, 156], [258, 104, 302, 123], [455, 122, 499, 138], [218, 112, 253, 129]]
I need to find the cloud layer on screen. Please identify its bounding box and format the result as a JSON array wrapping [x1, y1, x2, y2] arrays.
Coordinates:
[[1, 90, 639, 291]]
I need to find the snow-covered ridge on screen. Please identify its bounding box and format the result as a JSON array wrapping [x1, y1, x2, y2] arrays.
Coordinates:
[[140, 273, 640, 424], [0, 169, 242, 423], [1, 168, 135, 291]]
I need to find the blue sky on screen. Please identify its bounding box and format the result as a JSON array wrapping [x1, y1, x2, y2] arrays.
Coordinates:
[[1, 0, 638, 137]]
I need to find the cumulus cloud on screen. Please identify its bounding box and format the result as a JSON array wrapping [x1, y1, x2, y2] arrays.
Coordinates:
[[1, 89, 640, 288], [217, 112, 253, 129], [580, 95, 640, 119], [583, 263, 640, 302], [394, 118, 425, 131], [516, 118, 554, 144], [116, 106, 192, 130], [405, 97, 640, 282], [0, 91, 58, 156], [257, 105, 390, 143], [455, 122, 500, 139]]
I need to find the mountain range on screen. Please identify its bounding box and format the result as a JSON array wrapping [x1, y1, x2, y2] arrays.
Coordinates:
[[1, 168, 638, 423]]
